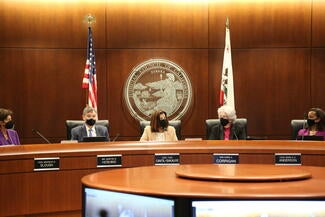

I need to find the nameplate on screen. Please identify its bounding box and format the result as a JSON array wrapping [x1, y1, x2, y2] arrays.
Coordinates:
[[275, 153, 301, 165], [155, 153, 180, 165], [213, 153, 239, 164], [34, 157, 60, 171], [97, 155, 122, 168]]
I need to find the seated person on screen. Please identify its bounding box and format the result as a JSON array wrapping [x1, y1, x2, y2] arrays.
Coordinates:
[[0, 108, 20, 146], [71, 106, 109, 142], [298, 107, 325, 140], [140, 110, 178, 142], [208, 105, 246, 140]]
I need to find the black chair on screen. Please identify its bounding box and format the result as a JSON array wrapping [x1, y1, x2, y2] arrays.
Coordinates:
[[139, 120, 182, 140], [65, 120, 109, 140], [291, 120, 305, 140], [205, 118, 247, 140]]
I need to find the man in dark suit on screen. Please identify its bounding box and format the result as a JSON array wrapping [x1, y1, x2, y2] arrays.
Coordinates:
[[71, 106, 109, 142]]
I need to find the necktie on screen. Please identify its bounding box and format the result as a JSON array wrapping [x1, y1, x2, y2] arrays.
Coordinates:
[[89, 128, 93, 137]]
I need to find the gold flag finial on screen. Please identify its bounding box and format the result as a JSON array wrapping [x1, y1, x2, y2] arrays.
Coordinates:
[[226, 17, 230, 29], [84, 14, 96, 27]]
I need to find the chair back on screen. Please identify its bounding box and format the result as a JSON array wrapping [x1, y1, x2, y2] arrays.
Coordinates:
[[65, 120, 109, 140], [291, 119, 306, 140], [205, 118, 247, 139], [139, 120, 182, 140]]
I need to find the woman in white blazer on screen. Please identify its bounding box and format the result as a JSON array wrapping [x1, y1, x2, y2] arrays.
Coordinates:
[[140, 110, 178, 142]]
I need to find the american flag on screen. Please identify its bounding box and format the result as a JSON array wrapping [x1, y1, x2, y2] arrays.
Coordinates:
[[82, 27, 98, 111], [220, 17, 235, 109]]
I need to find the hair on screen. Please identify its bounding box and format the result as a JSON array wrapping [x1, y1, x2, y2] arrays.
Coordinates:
[[82, 106, 97, 116], [309, 107, 325, 131], [217, 105, 237, 121], [150, 110, 169, 132], [0, 108, 13, 122]]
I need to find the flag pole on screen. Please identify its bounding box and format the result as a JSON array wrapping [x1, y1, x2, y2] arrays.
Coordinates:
[[86, 14, 96, 27], [220, 16, 235, 109], [83, 14, 96, 108], [226, 16, 229, 29]]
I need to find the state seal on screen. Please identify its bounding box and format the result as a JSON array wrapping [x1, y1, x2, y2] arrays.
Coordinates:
[[123, 58, 193, 121]]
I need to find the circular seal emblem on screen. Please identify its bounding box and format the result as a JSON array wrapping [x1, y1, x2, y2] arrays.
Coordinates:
[[124, 58, 193, 121]]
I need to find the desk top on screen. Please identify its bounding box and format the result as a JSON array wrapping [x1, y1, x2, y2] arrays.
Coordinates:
[[175, 164, 312, 181], [1, 140, 325, 159], [82, 164, 325, 199]]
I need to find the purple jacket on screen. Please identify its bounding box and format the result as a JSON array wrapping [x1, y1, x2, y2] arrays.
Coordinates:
[[298, 129, 325, 140], [0, 129, 21, 146]]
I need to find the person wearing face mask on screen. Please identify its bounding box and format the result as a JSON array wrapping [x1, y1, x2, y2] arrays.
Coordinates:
[[0, 108, 20, 146], [71, 106, 109, 142], [208, 105, 246, 140], [298, 108, 325, 140], [140, 110, 178, 142]]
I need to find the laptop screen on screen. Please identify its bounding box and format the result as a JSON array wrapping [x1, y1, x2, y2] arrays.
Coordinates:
[[83, 187, 174, 217], [192, 200, 325, 217], [82, 136, 108, 142]]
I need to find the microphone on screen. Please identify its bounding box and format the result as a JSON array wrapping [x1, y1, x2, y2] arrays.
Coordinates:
[[301, 112, 307, 141], [233, 129, 239, 140], [303, 112, 307, 128], [32, 129, 51, 144], [112, 133, 120, 142]]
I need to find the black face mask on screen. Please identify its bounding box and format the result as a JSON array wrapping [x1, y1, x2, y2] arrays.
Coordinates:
[[5, 121, 14, 129], [86, 119, 96, 126], [159, 119, 168, 128], [307, 119, 316, 127], [220, 118, 229, 127]]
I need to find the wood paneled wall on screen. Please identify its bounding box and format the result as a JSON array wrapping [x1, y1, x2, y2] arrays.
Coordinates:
[[0, 0, 324, 143]]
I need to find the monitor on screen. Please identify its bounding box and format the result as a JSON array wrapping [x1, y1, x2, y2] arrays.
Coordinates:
[[82, 136, 108, 142], [296, 135, 324, 141], [83, 187, 175, 217], [192, 200, 325, 217]]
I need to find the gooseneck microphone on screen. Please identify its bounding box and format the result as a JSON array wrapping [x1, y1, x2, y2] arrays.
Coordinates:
[[233, 129, 239, 140], [301, 112, 307, 141], [32, 129, 51, 144], [112, 133, 120, 142]]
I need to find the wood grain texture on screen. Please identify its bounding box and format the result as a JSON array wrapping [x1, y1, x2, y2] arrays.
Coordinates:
[[82, 164, 325, 198], [0, 1, 106, 48], [312, 0, 325, 47], [1, 140, 325, 216], [209, 0, 311, 48], [0, 0, 324, 143], [311, 49, 325, 109], [106, 1, 209, 48]]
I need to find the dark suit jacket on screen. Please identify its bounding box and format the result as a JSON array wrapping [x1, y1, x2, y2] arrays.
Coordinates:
[[71, 124, 109, 142], [208, 122, 246, 140]]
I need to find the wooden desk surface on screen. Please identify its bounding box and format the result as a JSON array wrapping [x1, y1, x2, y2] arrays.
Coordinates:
[[82, 164, 325, 199], [1, 140, 325, 158]]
